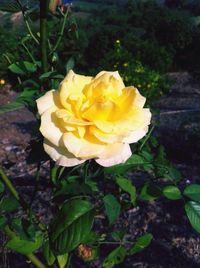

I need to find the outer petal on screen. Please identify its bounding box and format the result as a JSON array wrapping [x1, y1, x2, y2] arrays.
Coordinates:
[[36, 90, 57, 115], [118, 87, 146, 109], [62, 132, 106, 159], [94, 108, 146, 134], [44, 139, 85, 167], [95, 143, 132, 167], [40, 107, 63, 146], [134, 88, 146, 107], [122, 108, 151, 143], [122, 126, 149, 143]]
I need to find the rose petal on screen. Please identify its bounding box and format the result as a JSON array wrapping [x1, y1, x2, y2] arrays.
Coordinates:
[[62, 132, 106, 159], [95, 71, 125, 91], [83, 71, 124, 101], [122, 126, 149, 143], [90, 126, 126, 143], [119, 87, 146, 109], [94, 107, 146, 134], [55, 109, 93, 126], [82, 100, 118, 122], [40, 107, 63, 146], [123, 108, 151, 143], [36, 90, 59, 115], [44, 139, 85, 167], [59, 70, 93, 108], [95, 143, 132, 167]]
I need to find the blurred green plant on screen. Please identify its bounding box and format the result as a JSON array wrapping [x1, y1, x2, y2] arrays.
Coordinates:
[[98, 40, 171, 105]]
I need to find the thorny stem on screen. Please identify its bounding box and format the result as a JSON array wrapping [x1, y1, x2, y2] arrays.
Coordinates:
[[16, 0, 40, 45], [3, 225, 46, 268], [50, 6, 70, 54], [25, 19, 40, 45]]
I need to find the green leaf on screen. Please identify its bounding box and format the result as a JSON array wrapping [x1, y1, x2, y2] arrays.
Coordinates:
[[52, 74, 65, 79], [0, 216, 7, 229], [185, 201, 200, 233], [0, 89, 37, 114], [0, 196, 19, 212], [51, 199, 94, 254], [156, 163, 181, 182], [81, 231, 100, 245], [116, 177, 136, 205], [104, 154, 147, 174], [103, 246, 126, 268], [191, 16, 200, 26], [128, 233, 153, 255], [54, 181, 92, 197], [6, 233, 43, 254], [57, 253, 69, 268], [66, 57, 75, 73], [163, 186, 182, 200], [23, 61, 37, 73], [164, 165, 182, 182], [0, 181, 5, 193], [111, 229, 126, 241], [39, 71, 56, 79], [22, 79, 40, 89], [184, 184, 200, 202], [51, 164, 60, 185], [43, 240, 56, 266], [0, 2, 21, 13], [103, 194, 121, 225], [0, 101, 24, 114], [8, 63, 25, 75], [140, 183, 161, 201]]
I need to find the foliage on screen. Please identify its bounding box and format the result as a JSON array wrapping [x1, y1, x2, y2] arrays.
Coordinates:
[[97, 40, 171, 105]]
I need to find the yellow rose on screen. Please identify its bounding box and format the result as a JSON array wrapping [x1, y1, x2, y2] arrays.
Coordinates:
[[36, 70, 151, 167]]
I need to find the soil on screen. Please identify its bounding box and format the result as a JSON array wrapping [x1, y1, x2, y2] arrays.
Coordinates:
[[0, 73, 200, 268]]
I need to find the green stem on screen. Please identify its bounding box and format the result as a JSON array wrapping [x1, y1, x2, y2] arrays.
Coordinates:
[[0, 167, 45, 231], [40, 0, 49, 73], [0, 167, 19, 201], [139, 125, 155, 151], [3, 225, 46, 268], [50, 7, 69, 54], [21, 40, 37, 64], [16, 0, 39, 45], [25, 19, 40, 45]]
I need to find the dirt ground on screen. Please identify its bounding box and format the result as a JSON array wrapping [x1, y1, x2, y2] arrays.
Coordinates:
[[0, 73, 200, 267]]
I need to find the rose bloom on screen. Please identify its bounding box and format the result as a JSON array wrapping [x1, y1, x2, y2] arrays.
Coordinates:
[[36, 71, 151, 167]]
